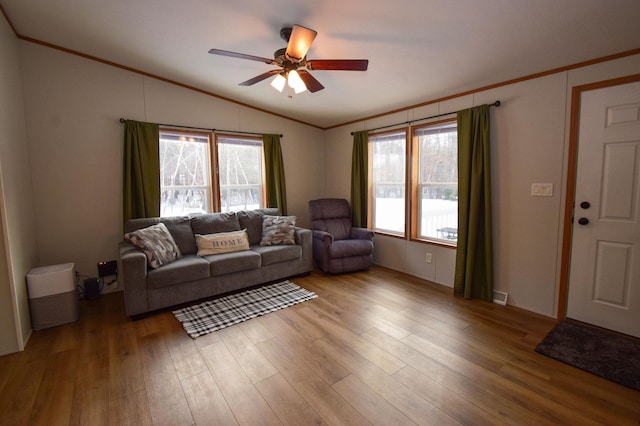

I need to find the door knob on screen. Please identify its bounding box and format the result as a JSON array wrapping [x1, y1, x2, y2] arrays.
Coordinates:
[[580, 201, 591, 209], [578, 217, 589, 225]]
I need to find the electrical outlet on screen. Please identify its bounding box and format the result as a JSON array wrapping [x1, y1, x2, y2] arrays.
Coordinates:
[[425, 252, 433, 263]]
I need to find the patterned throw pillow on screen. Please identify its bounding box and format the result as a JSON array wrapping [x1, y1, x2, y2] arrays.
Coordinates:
[[260, 215, 296, 246], [195, 229, 250, 256], [124, 223, 182, 269]]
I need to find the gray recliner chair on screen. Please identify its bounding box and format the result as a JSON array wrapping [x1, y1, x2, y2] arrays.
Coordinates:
[[308, 198, 374, 274]]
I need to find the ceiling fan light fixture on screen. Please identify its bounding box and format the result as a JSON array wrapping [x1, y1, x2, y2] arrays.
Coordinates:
[[287, 70, 307, 94], [285, 25, 317, 62], [270, 73, 286, 92]]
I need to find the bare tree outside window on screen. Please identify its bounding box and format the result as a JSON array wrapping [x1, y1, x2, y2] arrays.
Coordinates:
[[370, 131, 406, 235], [159, 131, 211, 216], [415, 122, 458, 241], [158, 131, 266, 217], [217, 136, 264, 212]]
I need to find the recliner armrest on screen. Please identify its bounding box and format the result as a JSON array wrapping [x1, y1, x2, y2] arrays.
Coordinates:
[[350, 227, 374, 241], [312, 229, 334, 245]]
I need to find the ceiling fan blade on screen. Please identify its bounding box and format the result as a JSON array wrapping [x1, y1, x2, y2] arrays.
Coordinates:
[[307, 59, 369, 71], [285, 25, 317, 62], [239, 70, 281, 86], [209, 48, 276, 65], [297, 70, 324, 93]]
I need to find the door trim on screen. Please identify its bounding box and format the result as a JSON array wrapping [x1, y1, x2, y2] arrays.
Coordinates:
[[558, 74, 640, 319]]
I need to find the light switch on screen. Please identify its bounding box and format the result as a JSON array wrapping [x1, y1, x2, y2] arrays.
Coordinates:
[[531, 183, 553, 197]]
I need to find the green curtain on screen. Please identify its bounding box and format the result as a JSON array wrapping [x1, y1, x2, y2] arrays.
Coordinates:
[[262, 134, 288, 215], [350, 131, 368, 227], [454, 105, 494, 301], [122, 120, 160, 225]]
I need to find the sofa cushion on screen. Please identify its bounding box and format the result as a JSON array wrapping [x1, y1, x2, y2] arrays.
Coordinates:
[[191, 212, 240, 235], [146, 255, 210, 289], [251, 245, 302, 266], [205, 250, 261, 276], [124, 223, 183, 269], [125, 216, 196, 255], [237, 208, 279, 245], [260, 215, 297, 246], [195, 229, 250, 256]]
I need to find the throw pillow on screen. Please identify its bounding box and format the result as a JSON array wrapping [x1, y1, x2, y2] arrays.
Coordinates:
[[237, 208, 279, 246], [124, 222, 182, 269], [260, 215, 296, 246], [195, 229, 250, 256]]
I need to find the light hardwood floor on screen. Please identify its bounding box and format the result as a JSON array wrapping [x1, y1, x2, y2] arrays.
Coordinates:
[[1, 266, 638, 425]]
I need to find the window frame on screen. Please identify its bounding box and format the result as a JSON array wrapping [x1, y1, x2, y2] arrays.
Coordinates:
[[158, 128, 267, 216], [367, 128, 409, 238], [367, 118, 459, 248], [159, 128, 215, 216], [214, 133, 266, 213], [410, 118, 458, 247]]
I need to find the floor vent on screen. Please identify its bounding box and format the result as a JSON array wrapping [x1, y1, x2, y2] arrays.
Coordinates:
[[493, 290, 508, 306]]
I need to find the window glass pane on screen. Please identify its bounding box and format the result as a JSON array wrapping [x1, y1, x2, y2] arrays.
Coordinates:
[[416, 122, 457, 242], [217, 136, 263, 212], [159, 132, 211, 217], [371, 131, 406, 235]]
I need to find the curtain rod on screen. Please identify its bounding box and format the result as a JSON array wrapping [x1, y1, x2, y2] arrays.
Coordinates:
[[118, 118, 283, 138], [350, 101, 501, 135]]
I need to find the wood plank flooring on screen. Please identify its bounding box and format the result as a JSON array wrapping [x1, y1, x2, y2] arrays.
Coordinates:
[[1, 266, 638, 425]]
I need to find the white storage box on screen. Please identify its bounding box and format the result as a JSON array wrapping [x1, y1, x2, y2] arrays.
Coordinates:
[[27, 263, 79, 330]]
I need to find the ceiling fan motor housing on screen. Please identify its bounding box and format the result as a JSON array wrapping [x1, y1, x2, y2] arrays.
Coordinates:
[[279, 27, 292, 42]]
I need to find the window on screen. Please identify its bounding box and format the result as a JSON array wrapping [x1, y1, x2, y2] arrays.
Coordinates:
[[159, 131, 213, 216], [370, 130, 407, 236], [159, 130, 265, 216], [216, 135, 265, 212], [412, 120, 458, 243], [368, 120, 458, 245]]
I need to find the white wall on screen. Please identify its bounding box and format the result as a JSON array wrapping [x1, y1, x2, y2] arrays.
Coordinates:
[[0, 15, 39, 354], [7, 30, 640, 354], [324, 54, 640, 318], [19, 41, 326, 292]]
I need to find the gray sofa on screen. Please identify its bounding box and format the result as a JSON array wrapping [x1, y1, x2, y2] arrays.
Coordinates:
[[119, 208, 312, 316]]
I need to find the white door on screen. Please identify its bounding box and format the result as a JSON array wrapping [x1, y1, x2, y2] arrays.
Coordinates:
[[567, 81, 640, 338]]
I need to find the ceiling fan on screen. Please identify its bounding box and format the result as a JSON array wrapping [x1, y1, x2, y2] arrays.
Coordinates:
[[208, 25, 368, 94]]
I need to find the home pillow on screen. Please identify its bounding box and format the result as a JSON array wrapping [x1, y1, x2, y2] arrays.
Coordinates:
[[260, 215, 296, 246], [195, 229, 250, 256], [124, 222, 182, 269]]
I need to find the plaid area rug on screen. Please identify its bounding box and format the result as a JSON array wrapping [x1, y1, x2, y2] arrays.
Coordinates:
[[172, 280, 317, 338]]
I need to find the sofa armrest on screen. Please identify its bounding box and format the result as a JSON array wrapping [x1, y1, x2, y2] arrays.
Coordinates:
[[119, 241, 150, 316], [294, 227, 313, 272], [294, 226, 311, 246], [350, 227, 374, 241]]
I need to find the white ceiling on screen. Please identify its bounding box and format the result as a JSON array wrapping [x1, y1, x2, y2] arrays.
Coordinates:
[[2, 0, 640, 128]]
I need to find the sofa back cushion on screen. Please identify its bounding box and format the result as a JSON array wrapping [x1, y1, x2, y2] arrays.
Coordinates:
[[237, 208, 279, 245], [191, 212, 240, 236], [125, 216, 196, 255]]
